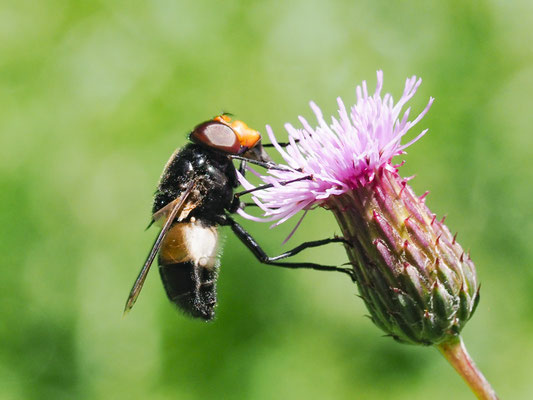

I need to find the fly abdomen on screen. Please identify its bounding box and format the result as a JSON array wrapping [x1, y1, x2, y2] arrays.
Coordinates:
[[159, 261, 218, 320], [157, 219, 220, 320]]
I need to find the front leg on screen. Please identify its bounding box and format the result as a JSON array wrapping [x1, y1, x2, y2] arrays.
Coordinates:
[[229, 155, 297, 172]]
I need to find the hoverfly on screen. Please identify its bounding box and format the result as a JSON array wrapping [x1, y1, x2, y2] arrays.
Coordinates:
[[124, 114, 353, 320]]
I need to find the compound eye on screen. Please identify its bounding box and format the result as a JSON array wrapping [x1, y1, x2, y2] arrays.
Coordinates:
[[190, 121, 241, 154]]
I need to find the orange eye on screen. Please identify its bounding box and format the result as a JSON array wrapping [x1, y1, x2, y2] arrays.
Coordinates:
[[190, 121, 241, 154]]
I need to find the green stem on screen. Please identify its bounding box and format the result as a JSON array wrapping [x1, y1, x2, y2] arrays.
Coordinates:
[[437, 336, 498, 399]]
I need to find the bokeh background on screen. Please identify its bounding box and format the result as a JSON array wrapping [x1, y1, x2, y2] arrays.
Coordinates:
[[1, 1, 532, 399]]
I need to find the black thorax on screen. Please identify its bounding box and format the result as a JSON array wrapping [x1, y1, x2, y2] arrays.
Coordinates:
[[152, 144, 238, 223]]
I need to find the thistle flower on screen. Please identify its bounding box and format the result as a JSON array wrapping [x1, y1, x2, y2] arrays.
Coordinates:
[[239, 72, 497, 399]]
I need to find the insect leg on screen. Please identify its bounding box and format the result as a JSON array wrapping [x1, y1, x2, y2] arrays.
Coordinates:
[[222, 216, 355, 281], [238, 159, 247, 176], [229, 155, 296, 172], [234, 175, 312, 198], [261, 140, 298, 148]]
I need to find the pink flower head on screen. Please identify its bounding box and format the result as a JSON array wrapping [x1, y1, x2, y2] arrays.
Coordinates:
[[238, 71, 434, 230]]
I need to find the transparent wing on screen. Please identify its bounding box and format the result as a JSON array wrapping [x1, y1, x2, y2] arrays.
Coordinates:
[[123, 181, 197, 315]]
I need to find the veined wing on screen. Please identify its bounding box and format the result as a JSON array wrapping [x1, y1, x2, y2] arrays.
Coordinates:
[[123, 181, 197, 315]]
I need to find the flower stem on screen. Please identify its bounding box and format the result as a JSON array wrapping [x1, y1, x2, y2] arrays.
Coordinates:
[[436, 336, 498, 399]]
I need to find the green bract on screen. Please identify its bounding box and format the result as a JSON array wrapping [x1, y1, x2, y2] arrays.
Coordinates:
[[330, 169, 479, 345]]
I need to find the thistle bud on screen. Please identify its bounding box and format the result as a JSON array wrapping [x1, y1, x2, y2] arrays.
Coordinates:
[[238, 71, 495, 398], [328, 169, 479, 344], [238, 71, 479, 345]]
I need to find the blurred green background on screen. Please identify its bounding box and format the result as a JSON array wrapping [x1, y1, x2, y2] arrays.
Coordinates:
[[1, 0, 532, 399]]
